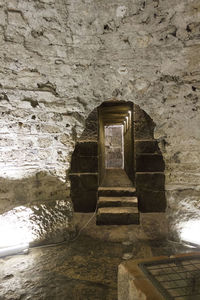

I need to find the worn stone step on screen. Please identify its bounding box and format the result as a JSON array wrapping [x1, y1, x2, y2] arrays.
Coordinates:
[[98, 186, 136, 197], [98, 196, 138, 208], [96, 207, 139, 225]]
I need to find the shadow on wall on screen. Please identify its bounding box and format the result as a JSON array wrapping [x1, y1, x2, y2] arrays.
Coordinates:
[[0, 172, 73, 245]]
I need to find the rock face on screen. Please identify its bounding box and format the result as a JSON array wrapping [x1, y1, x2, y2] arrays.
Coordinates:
[[0, 0, 200, 242]]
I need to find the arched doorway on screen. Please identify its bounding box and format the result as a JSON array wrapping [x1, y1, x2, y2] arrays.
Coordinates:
[[69, 101, 166, 224]]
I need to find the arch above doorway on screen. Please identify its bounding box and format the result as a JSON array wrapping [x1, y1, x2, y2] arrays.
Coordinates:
[[69, 100, 166, 219]]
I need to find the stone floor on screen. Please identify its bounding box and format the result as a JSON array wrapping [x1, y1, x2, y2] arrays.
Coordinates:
[[0, 233, 194, 300], [101, 169, 133, 187]]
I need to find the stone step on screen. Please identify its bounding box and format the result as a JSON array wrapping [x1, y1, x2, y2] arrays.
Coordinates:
[[98, 186, 136, 197], [96, 207, 139, 225], [98, 196, 138, 208]]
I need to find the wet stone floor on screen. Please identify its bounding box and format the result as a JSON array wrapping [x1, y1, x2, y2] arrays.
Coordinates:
[[0, 236, 123, 300], [0, 235, 191, 300]]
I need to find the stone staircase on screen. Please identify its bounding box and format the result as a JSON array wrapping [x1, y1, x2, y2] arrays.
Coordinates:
[[96, 186, 139, 225]]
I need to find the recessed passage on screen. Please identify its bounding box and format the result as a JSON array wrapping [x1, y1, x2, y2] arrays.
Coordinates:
[[104, 125, 124, 169]]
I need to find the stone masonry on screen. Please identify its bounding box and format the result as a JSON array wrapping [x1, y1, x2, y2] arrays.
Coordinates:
[[0, 0, 200, 241]]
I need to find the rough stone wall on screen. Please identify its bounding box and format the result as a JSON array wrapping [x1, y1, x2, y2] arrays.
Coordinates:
[[0, 0, 200, 240]]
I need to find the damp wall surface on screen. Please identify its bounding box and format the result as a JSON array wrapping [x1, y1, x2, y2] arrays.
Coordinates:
[[0, 0, 200, 241]]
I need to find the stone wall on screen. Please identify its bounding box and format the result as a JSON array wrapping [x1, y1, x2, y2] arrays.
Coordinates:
[[0, 0, 200, 241], [134, 104, 166, 212], [70, 109, 98, 212]]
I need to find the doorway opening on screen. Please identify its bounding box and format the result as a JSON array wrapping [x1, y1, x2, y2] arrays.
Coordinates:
[[98, 101, 134, 188], [97, 101, 138, 225], [69, 100, 166, 223], [104, 125, 124, 169]]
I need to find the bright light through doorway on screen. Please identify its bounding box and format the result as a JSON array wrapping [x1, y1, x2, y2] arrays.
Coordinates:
[[104, 125, 124, 169]]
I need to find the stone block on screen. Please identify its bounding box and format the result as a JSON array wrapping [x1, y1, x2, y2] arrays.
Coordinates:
[[73, 141, 98, 157], [138, 190, 166, 212], [71, 191, 97, 212], [96, 207, 139, 225], [70, 173, 98, 191], [136, 154, 165, 172], [136, 173, 165, 190], [70, 156, 98, 173], [70, 174, 98, 212], [135, 140, 160, 154], [97, 196, 138, 208], [98, 186, 136, 197]]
